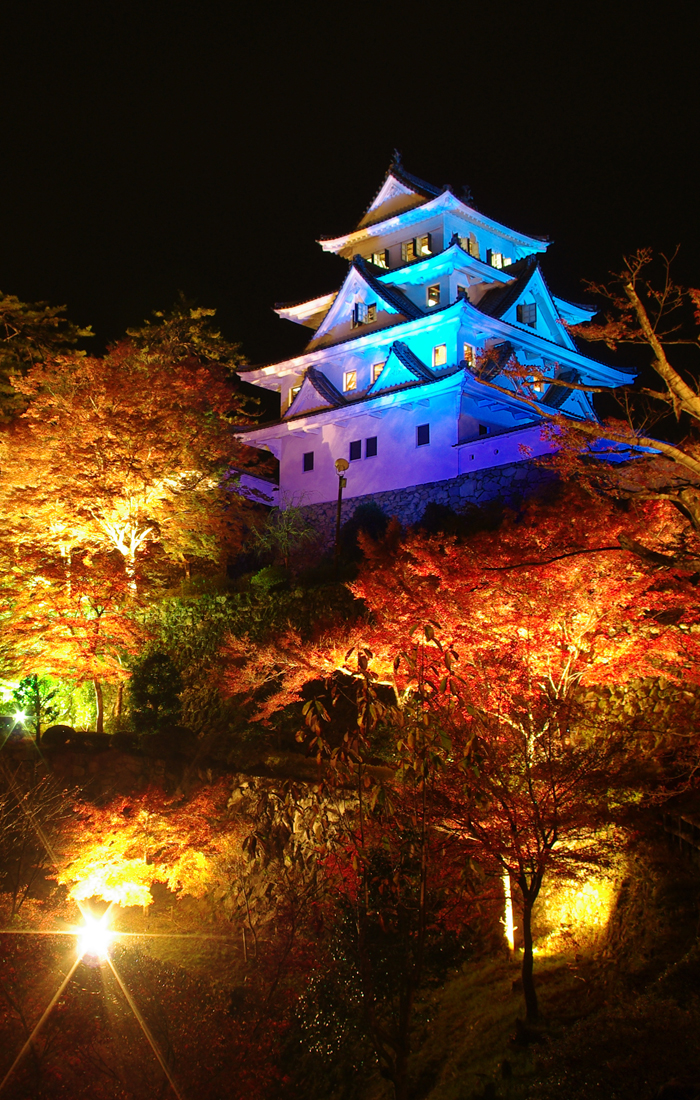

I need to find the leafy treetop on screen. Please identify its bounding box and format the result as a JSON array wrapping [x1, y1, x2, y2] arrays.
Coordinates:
[[0, 291, 92, 422]]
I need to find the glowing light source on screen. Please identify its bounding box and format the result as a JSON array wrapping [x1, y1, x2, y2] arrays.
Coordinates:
[[77, 913, 113, 960], [502, 870, 515, 951], [12, 711, 26, 726]]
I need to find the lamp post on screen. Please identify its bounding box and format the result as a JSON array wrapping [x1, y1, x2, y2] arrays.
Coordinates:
[[334, 458, 349, 571]]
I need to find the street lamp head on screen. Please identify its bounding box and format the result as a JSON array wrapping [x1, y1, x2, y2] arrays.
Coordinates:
[[335, 458, 349, 473]]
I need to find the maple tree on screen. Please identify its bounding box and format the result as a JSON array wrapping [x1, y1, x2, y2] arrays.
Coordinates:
[[0, 546, 144, 732], [0, 291, 91, 423], [0, 302, 260, 726], [289, 648, 473, 1100], [475, 250, 700, 535], [33, 781, 309, 1099], [350, 488, 700, 1020], [0, 305, 249, 588], [55, 780, 241, 909]]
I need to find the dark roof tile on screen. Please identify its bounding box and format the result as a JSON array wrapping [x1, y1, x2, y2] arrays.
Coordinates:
[[353, 256, 424, 320], [391, 340, 435, 382], [475, 257, 537, 319], [307, 366, 347, 407]]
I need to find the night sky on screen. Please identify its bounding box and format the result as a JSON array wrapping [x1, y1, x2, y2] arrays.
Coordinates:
[[2, 3, 698, 369]]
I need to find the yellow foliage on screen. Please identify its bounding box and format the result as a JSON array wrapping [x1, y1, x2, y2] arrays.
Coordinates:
[[165, 850, 211, 899], [58, 828, 158, 908], [56, 783, 243, 909], [68, 858, 155, 908]]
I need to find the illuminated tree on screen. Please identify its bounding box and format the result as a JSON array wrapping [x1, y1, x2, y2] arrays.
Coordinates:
[[476, 251, 700, 534], [0, 302, 251, 590], [0, 547, 144, 733], [55, 781, 240, 909], [0, 303, 259, 726], [0, 290, 91, 423], [288, 648, 474, 1100], [352, 490, 700, 1020], [10, 676, 59, 744]]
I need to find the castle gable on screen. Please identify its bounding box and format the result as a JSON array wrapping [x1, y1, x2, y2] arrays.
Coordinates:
[[274, 291, 336, 330], [476, 260, 577, 350], [284, 367, 346, 418], [356, 159, 442, 229], [307, 257, 423, 350], [368, 341, 435, 395]]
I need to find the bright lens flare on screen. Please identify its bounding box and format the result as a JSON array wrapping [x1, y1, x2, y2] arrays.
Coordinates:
[[12, 711, 26, 726], [77, 914, 113, 960]]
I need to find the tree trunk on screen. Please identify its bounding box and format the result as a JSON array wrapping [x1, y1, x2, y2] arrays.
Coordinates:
[[33, 680, 42, 744], [93, 680, 104, 734], [391, 993, 413, 1100], [521, 899, 538, 1021], [126, 553, 137, 595], [112, 681, 124, 729], [392, 1053, 409, 1100]]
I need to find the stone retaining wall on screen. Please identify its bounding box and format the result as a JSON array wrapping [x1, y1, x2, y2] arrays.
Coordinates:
[[300, 457, 557, 547]]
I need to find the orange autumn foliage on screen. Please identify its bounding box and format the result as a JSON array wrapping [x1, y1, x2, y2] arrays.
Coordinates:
[[56, 782, 243, 909], [0, 546, 143, 685], [353, 490, 700, 711]]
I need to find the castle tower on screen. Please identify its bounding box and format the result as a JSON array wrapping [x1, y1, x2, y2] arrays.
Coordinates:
[[238, 158, 633, 525]]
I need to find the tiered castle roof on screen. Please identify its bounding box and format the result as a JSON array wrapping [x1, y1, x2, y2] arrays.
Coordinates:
[[238, 158, 635, 507]]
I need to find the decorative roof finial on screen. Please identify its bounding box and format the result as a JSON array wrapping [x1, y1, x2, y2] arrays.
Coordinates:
[[391, 148, 403, 170]]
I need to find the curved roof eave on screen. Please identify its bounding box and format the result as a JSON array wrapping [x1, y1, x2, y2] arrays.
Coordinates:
[[238, 369, 464, 438], [319, 191, 550, 255], [457, 296, 636, 385]]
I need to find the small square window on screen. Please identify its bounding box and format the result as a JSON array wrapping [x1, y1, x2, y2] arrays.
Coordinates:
[[517, 302, 537, 327], [349, 439, 362, 461], [427, 284, 440, 307], [478, 424, 489, 436], [416, 424, 430, 447], [416, 233, 432, 256], [456, 284, 468, 299], [344, 370, 357, 392], [353, 301, 376, 327], [372, 361, 385, 383], [488, 251, 504, 269], [432, 344, 447, 368], [365, 436, 377, 458], [401, 239, 416, 263], [463, 343, 475, 367], [303, 451, 314, 472], [372, 250, 388, 268], [290, 384, 301, 401]]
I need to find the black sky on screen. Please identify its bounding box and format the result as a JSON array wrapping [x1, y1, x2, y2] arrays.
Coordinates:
[[2, 2, 698, 368]]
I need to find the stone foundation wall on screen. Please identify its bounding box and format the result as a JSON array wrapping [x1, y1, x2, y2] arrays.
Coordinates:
[[300, 458, 557, 547]]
